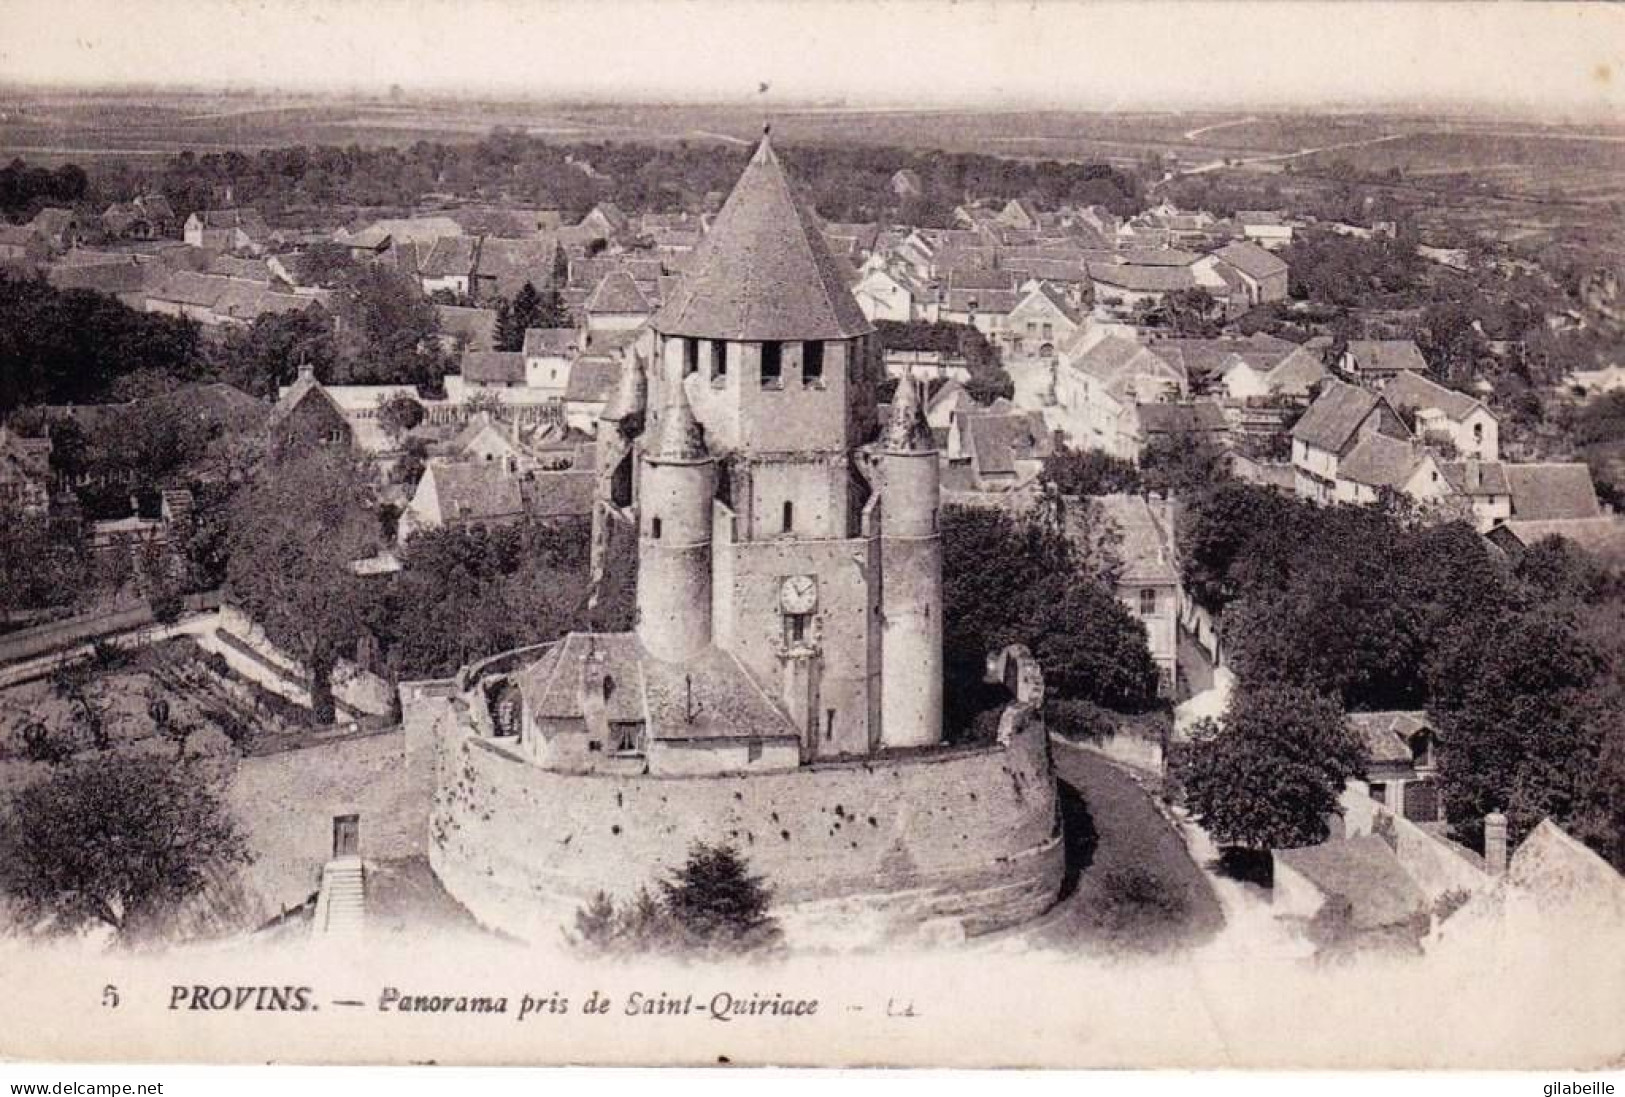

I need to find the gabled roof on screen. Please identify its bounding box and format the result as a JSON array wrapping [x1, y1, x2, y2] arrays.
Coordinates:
[[1495, 517, 1625, 568], [961, 408, 1052, 477], [1438, 461, 1510, 497], [1065, 336, 1183, 400], [1136, 401, 1229, 437], [523, 327, 579, 357], [1212, 239, 1289, 280], [1290, 379, 1393, 453], [944, 287, 1019, 314], [1503, 463, 1602, 521], [1337, 432, 1424, 490], [1273, 836, 1426, 930], [434, 304, 499, 352], [148, 270, 232, 308], [652, 135, 872, 342], [1010, 281, 1083, 325], [1346, 711, 1431, 766], [518, 632, 797, 742], [1117, 247, 1201, 268], [564, 356, 622, 403], [585, 269, 653, 315], [1382, 370, 1492, 424], [423, 460, 524, 523], [1091, 493, 1178, 585], [1087, 261, 1197, 293], [419, 235, 481, 278], [1345, 339, 1429, 376], [462, 351, 526, 385]]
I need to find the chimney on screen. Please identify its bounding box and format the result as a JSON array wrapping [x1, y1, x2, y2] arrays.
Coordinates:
[[296, 362, 315, 383], [1484, 811, 1508, 876]]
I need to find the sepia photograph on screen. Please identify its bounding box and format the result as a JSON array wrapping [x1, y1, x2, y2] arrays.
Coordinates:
[[0, 0, 1621, 1081]]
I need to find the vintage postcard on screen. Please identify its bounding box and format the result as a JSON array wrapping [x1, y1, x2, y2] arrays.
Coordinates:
[[0, 0, 1622, 1072]]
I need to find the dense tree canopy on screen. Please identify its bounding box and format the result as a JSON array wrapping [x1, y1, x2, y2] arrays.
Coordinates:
[[0, 753, 250, 940], [0, 275, 203, 412], [1178, 480, 1625, 868], [224, 447, 380, 721], [941, 504, 1159, 740], [1174, 684, 1367, 851]]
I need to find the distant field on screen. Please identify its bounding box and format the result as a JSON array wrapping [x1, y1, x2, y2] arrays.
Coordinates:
[[1295, 130, 1625, 204]]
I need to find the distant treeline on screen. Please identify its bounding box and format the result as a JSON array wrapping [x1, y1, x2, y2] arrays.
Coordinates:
[[0, 160, 89, 223], [56, 132, 1144, 229]]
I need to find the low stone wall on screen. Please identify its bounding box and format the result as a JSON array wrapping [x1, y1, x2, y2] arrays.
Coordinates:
[[425, 705, 1065, 945], [215, 604, 395, 718]]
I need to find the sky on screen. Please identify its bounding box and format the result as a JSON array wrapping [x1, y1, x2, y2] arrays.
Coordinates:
[[0, 1, 1621, 118]]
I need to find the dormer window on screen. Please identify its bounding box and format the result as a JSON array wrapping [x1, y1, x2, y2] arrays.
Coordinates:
[[803, 341, 825, 388], [761, 341, 783, 389]]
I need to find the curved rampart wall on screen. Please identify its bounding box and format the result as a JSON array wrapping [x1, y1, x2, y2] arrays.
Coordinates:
[[427, 706, 1064, 943]]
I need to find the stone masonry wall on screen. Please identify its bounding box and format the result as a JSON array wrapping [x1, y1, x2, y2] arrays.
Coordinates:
[[427, 707, 1064, 943]]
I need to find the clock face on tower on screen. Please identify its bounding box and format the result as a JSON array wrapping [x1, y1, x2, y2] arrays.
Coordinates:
[[778, 574, 818, 615]]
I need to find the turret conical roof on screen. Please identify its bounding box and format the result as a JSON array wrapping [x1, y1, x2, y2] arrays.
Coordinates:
[[652, 133, 873, 343], [649, 374, 709, 462], [881, 374, 933, 453]]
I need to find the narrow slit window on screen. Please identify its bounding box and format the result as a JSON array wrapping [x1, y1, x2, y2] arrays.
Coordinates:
[[782, 500, 794, 533], [651, 516, 663, 540], [683, 338, 700, 377], [824, 709, 835, 742], [761, 341, 783, 388], [803, 341, 824, 387], [711, 341, 728, 386]]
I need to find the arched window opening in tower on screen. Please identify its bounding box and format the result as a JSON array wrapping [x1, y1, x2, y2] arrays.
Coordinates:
[[710, 341, 727, 387], [684, 337, 700, 377], [803, 341, 825, 388], [761, 340, 783, 388]]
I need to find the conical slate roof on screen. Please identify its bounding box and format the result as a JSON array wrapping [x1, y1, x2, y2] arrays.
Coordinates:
[[649, 375, 709, 462], [652, 134, 873, 342], [881, 374, 933, 452]]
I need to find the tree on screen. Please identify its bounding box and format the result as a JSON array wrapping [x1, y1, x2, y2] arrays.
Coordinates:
[[330, 264, 448, 390], [496, 281, 544, 350], [1174, 684, 1366, 851], [292, 241, 359, 288], [376, 391, 426, 444], [659, 842, 781, 953], [1162, 287, 1222, 337], [941, 505, 1159, 737], [224, 447, 379, 722], [569, 843, 782, 956], [0, 754, 250, 940], [1041, 445, 1142, 497], [1139, 432, 1231, 498], [207, 307, 339, 398], [1431, 604, 1606, 853]]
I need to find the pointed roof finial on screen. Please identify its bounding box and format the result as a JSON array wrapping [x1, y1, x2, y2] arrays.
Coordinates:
[[650, 373, 709, 462], [882, 374, 933, 452]]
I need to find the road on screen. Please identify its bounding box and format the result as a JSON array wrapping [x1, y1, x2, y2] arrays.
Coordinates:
[[1153, 131, 1409, 189], [0, 611, 221, 691]]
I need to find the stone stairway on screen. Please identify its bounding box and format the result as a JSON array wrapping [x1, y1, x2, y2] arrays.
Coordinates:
[[313, 857, 366, 939]]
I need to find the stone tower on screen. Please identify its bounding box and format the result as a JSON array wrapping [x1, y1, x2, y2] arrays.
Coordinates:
[[872, 375, 944, 749], [635, 374, 714, 663], [624, 130, 942, 757]]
